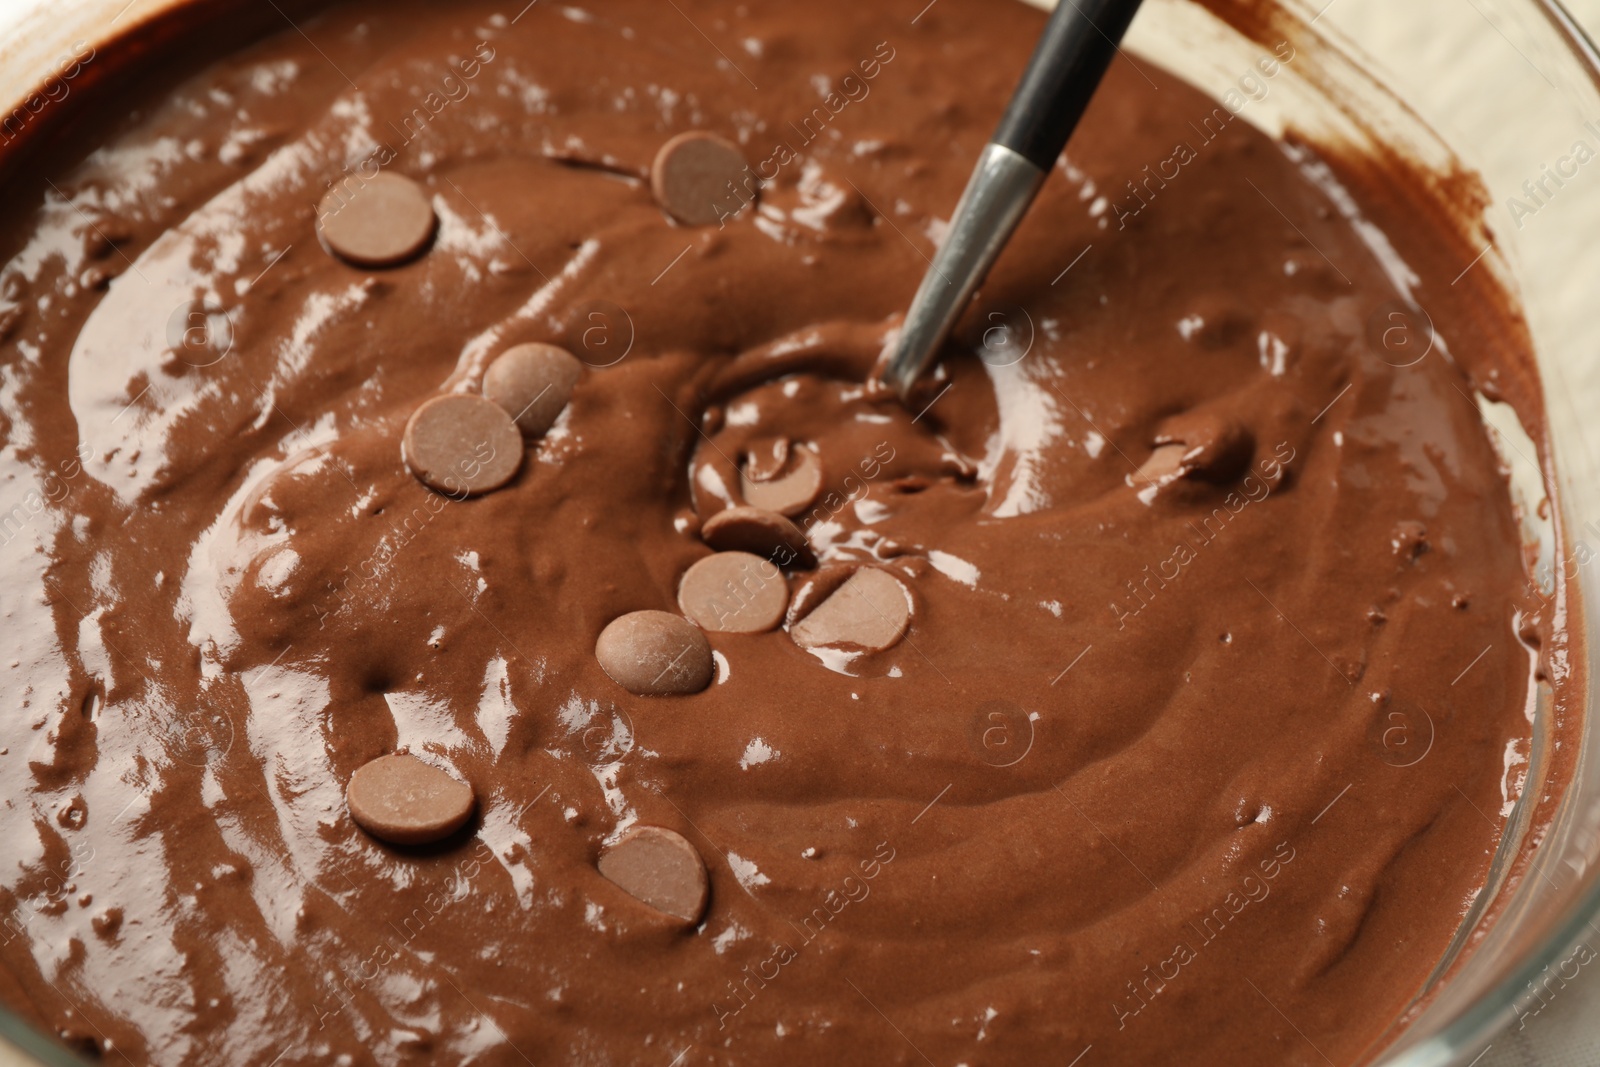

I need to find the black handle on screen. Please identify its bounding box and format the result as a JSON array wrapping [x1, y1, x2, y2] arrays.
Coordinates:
[[991, 0, 1146, 171]]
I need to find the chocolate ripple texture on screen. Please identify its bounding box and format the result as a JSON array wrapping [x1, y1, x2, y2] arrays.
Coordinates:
[[0, 0, 1548, 1064]]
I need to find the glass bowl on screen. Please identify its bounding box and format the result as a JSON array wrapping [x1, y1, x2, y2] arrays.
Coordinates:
[[1, 1, 1598, 1064], [1126, 4, 1600, 1065]]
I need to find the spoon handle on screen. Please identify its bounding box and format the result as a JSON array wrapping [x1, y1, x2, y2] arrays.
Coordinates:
[[995, 0, 1146, 171]]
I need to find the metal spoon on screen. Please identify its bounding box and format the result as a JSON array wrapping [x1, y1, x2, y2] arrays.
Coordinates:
[[879, 0, 1146, 397]]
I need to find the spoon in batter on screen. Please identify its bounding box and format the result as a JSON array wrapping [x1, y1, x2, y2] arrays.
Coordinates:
[[879, 0, 1145, 397]]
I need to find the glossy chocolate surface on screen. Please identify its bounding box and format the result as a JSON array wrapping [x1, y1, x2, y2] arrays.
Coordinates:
[[0, 1, 1543, 1063]]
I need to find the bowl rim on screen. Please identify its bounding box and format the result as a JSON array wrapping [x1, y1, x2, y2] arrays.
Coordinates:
[[1368, 6, 1600, 1063]]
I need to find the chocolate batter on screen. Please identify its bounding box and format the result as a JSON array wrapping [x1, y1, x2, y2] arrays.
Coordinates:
[[0, 0, 1548, 1064]]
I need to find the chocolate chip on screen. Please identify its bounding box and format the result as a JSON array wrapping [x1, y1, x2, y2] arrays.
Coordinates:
[[744, 437, 791, 482], [597, 825, 708, 923], [785, 564, 854, 627], [347, 754, 475, 846], [317, 172, 436, 268], [740, 442, 822, 517], [789, 567, 911, 652], [700, 506, 815, 569], [651, 131, 753, 226], [1154, 410, 1253, 481], [595, 610, 713, 695], [482, 343, 582, 438], [678, 551, 789, 633], [403, 393, 524, 496], [1135, 443, 1189, 485]]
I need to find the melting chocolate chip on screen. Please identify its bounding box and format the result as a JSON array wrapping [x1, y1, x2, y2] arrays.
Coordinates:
[[678, 551, 789, 633], [483, 342, 582, 438], [789, 567, 911, 652], [744, 437, 791, 482], [1153, 410, 1253, 482], [595, 610, 713, 695], [785, 564, 855, 627], [346, 754, 475, 846], [651, 131, 753, 226], [1135, 443, 1189, 486], [316, 172, 436, 268], [700, 506, 815, 569], [597, 825, 708, 923], [402, 393, 524, 496], [740, 442, 822, 517]]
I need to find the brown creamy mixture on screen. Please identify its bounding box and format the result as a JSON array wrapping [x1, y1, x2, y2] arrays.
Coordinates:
[[0, 0, 1552, 1064]]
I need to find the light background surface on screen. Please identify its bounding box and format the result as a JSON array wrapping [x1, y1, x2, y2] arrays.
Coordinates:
[[0, 0, 1598, 1064]]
